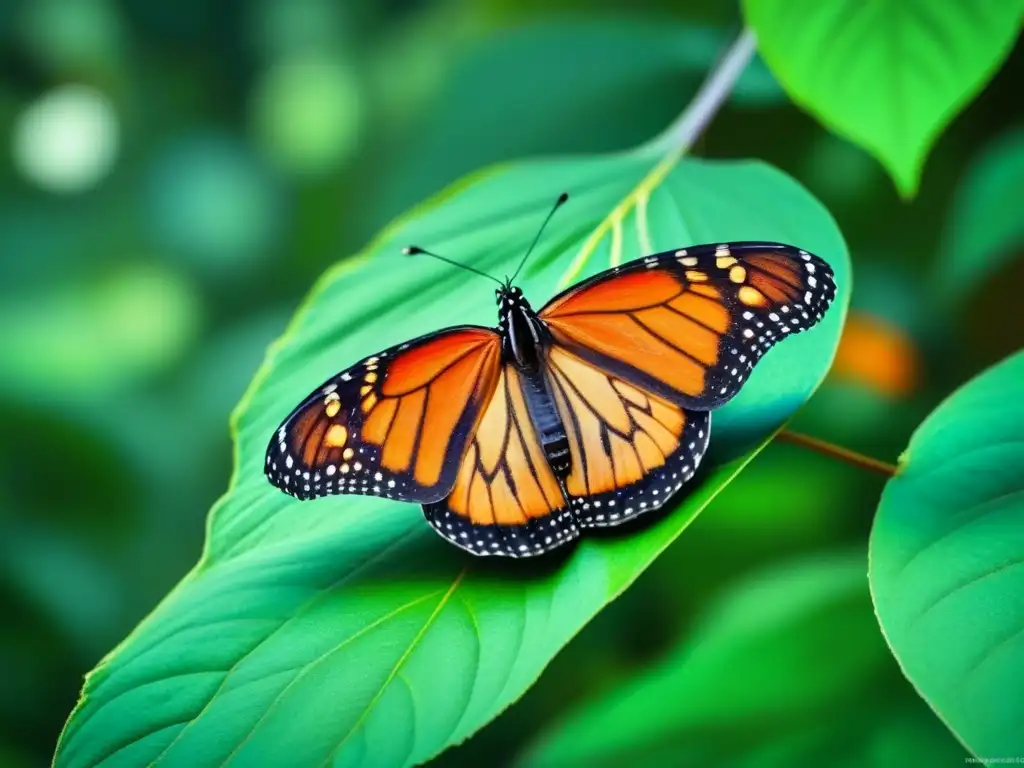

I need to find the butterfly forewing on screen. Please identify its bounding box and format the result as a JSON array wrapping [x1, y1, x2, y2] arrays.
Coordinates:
[[540, 242, 835, 410], [265, 326, 502, 503]]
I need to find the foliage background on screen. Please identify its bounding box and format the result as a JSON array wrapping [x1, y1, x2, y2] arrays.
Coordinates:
[[0, 0, 1021, 766]]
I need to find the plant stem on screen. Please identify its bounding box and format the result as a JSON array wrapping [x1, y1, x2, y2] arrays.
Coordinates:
[[776, 429, 898, 478], [643, 27, 759, 156]]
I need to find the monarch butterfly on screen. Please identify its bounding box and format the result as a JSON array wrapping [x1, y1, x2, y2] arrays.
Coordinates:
[[266, 193, 836, 557]]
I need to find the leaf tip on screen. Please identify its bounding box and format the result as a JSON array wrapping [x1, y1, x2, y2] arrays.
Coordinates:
[[878, 150, 923, 201]]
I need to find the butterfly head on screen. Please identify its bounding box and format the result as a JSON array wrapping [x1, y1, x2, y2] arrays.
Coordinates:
[[495, 283, 526, 307], [496, 283, 538, 321]]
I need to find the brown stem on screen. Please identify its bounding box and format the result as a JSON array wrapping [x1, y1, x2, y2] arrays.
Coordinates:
[[776, 429, 898, 478]]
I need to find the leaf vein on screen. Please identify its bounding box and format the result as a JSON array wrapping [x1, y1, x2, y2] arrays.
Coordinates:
[[145, 526, 423, 766], [319, 569, 468, 766], [219, 587, 447, 766]]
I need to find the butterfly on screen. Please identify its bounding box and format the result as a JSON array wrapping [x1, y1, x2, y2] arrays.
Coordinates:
[[265, 193, 836, 558]]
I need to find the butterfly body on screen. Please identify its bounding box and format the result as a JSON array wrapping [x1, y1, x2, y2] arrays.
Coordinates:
[[266, 241, 836, 558], [496, 286, 573, 477]]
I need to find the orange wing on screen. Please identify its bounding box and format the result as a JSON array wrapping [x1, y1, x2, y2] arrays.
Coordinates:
[[265, 326, 502, 503], [540, 242, 836, 409], [544, 345, 711, 528], [423, 365, 575, 557]]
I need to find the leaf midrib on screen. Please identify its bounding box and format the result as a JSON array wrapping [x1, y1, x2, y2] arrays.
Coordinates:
[[316, 570, 467, 767], [130, 527, 427, 767]]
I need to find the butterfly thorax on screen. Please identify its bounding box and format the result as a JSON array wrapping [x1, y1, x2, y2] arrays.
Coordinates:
[[496, 284, 548, 374]]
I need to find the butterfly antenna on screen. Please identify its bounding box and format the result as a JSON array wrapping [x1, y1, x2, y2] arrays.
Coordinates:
[[402, 245, 504, 286], [509, 192, 569, 284]]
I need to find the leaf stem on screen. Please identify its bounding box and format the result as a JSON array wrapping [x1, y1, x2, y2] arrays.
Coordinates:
[[643, 27, 759, 156], [776, 429, 898, 478]]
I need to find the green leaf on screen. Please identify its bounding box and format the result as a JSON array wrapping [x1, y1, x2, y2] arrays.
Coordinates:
[[936, 127, 1024, 305], [743, 0, 1024, 197], [55, 151, 849, 768], [870, 349, 1024, 761], [522, 551, 966, 767]]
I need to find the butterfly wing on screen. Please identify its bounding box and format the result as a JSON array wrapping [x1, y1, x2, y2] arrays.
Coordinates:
[[540, 242, 836, 410], [423, 364, 576, 557], [544, 345, 711, 527], [266, 326, 502, 503]]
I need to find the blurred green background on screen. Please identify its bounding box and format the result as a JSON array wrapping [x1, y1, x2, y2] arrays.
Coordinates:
[[1, 1, 1022, 765]]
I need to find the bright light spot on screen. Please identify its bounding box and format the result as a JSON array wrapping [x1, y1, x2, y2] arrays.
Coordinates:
[[251, 53, 363, 176], [12, 84, 119, 193]]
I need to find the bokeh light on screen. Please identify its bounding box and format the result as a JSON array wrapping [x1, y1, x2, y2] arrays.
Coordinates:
[[248, 0, 349, 58], [17, 0, 124, 73], [11, 84, 119, 193], [250, 53, 364, 177], [144, 132, 285, 273], [830, 312, 921, 398], [0, 264, 201, 399]]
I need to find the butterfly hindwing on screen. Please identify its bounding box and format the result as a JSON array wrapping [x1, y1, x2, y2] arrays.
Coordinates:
[[265, 326, 502, 503], [540, 242, 836, 409], [545, 346, 711, 527], [423, 364, 578, 557]]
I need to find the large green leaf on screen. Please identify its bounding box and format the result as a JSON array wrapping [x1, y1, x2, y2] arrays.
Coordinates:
[[743, 0, 1024, 197], [870, 349, 1024, 761], [522, 550, 967, 767], [54, 150, 849, 768], [935, 127, 1024, 305]]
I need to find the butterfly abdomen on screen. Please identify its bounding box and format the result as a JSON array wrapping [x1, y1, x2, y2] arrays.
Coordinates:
[[522, 372, 571, 477]]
